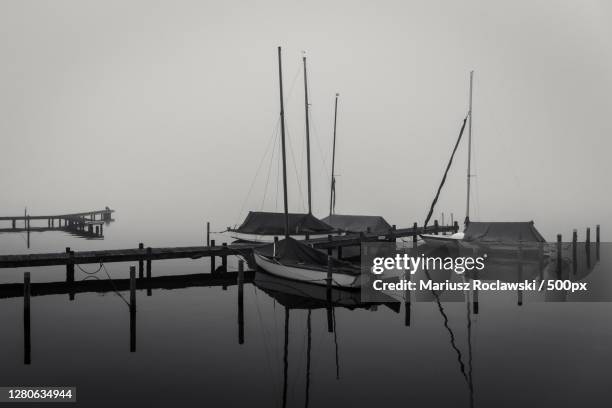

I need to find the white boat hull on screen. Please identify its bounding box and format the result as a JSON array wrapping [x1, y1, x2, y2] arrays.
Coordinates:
[[420, 233, 464, 249], [253, 253, 361, 288], [229, 232, 331, 243]]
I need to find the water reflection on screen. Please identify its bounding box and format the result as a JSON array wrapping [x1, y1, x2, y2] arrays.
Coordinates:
[[1, 240, 610, 407]]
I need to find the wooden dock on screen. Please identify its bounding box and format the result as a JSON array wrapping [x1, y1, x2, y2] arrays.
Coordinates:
[[0, 270, 255, 299], [0, 208, 114, 238], [0, 223, 456, 269]]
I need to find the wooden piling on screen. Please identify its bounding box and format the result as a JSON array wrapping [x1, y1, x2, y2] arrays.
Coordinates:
[[24, 272, 31, 365], [138, 243, 144, 279], [326, 256, 333, 333], [238, 260, 244, 345], [586, 227, 591, 265], [210, 239, 216, 272], [206, 221, 210, 246], [434, 220, 439, 235], [586, 227, 591, 244], [130, 266, 136, 310], [327, 235, 333, 256], [221, 243, 228, 271], [413, 222, 418, 247], [129, 266, 136, 352], [146, 247, 152, 296], [389, 225, 396, 242], [572, 229, 578, 274], [66, 248, 75, 301], [453, 221, 459, 233], [556, 234, 562, 276], [596, 225, 600, 243]]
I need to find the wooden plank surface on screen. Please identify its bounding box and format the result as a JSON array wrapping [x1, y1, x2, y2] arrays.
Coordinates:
[[0, 224, 456, 268]]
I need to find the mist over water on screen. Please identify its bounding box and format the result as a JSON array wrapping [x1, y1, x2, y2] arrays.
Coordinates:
[[0, 0, 610, 247], [0, 1, 611, 407]]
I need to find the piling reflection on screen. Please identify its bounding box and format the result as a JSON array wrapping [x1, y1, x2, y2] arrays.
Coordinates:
[[3, 241, 608, 407]]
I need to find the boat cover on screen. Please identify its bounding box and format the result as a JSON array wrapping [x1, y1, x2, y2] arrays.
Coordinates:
[[463, 221, 546, 243], [322, 214, 391, 234], [255, 237, 360, 275], [233, 211, 334, 235]]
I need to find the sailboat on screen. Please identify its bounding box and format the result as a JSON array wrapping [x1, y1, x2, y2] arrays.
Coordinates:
[[229, 52, 334, 244], [321, 93, 392, 236], [253, 47, 362, 289], [421, 72, 546, 249], [421, 71, 475, 248]]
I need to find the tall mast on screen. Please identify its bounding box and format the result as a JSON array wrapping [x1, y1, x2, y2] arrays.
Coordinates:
[[278, 46, 290, 238], [465, 71, 474, 225], [329, 93, 339, 216], [303, 53, 312, 214]]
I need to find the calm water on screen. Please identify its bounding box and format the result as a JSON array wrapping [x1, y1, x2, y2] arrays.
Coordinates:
[[0, 221, 611, 407]]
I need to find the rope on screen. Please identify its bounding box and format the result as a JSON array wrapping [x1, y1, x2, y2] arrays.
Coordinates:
[[101, 264, 131, 307], [73, 261, 130, 308], [423, 114, 469, 228], [235, 118, 281, 226], [261, 125, 280, 210], [76, 263, 104, 275]]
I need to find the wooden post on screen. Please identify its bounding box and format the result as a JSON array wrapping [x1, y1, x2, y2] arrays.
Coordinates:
[[206, 221, 210, 246], [337, 246, 343, 260], [12, 219, 15, 229], [586, 227, 591, 245], [130, 266, 136, 310], [586, 227, 591, 265], [359, 231, 365, 259], [210, 239, 216, 273], [434, 220, 439, 235], [129, 266, 136, 352], [389, 225, 396, 242], [95, 225, 99, 235], [100, 223, 103, 236], [405, 268, 411, 326], [24, 272, 31, 365], [596, 224, 600, 261], [326, 256, 333, 333], [556, 234, 562, 276], [146, 247, 152, 296], [327, 235, 333, 256], [221, 243, 228, 271], [413, 222, 418, 247], [66, 247, 75, 300], [138, 243, 144, 279], [238, 260, 244, 345], [572, 229, 578, 274], [453, 220, 459, 233]]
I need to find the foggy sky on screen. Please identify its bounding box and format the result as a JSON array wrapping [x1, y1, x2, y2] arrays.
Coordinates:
[[1, 0, 611, 242]]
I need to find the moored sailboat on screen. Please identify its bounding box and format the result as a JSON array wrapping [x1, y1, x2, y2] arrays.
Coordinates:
[[253, 47, 361, 289], [421, 72, 546, 249]]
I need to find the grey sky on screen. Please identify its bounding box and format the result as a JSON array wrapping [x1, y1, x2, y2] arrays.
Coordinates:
[[1, 0, 610, 241]]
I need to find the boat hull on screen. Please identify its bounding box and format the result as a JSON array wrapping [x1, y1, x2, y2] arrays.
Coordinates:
[[420, 234, 462, 249], [229, 232, 331, 244], [253, 253, 361, 289]]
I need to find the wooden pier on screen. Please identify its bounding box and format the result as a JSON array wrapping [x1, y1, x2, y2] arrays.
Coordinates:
[[0, 208, 114, 239], [0, 222, 456, 269]]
